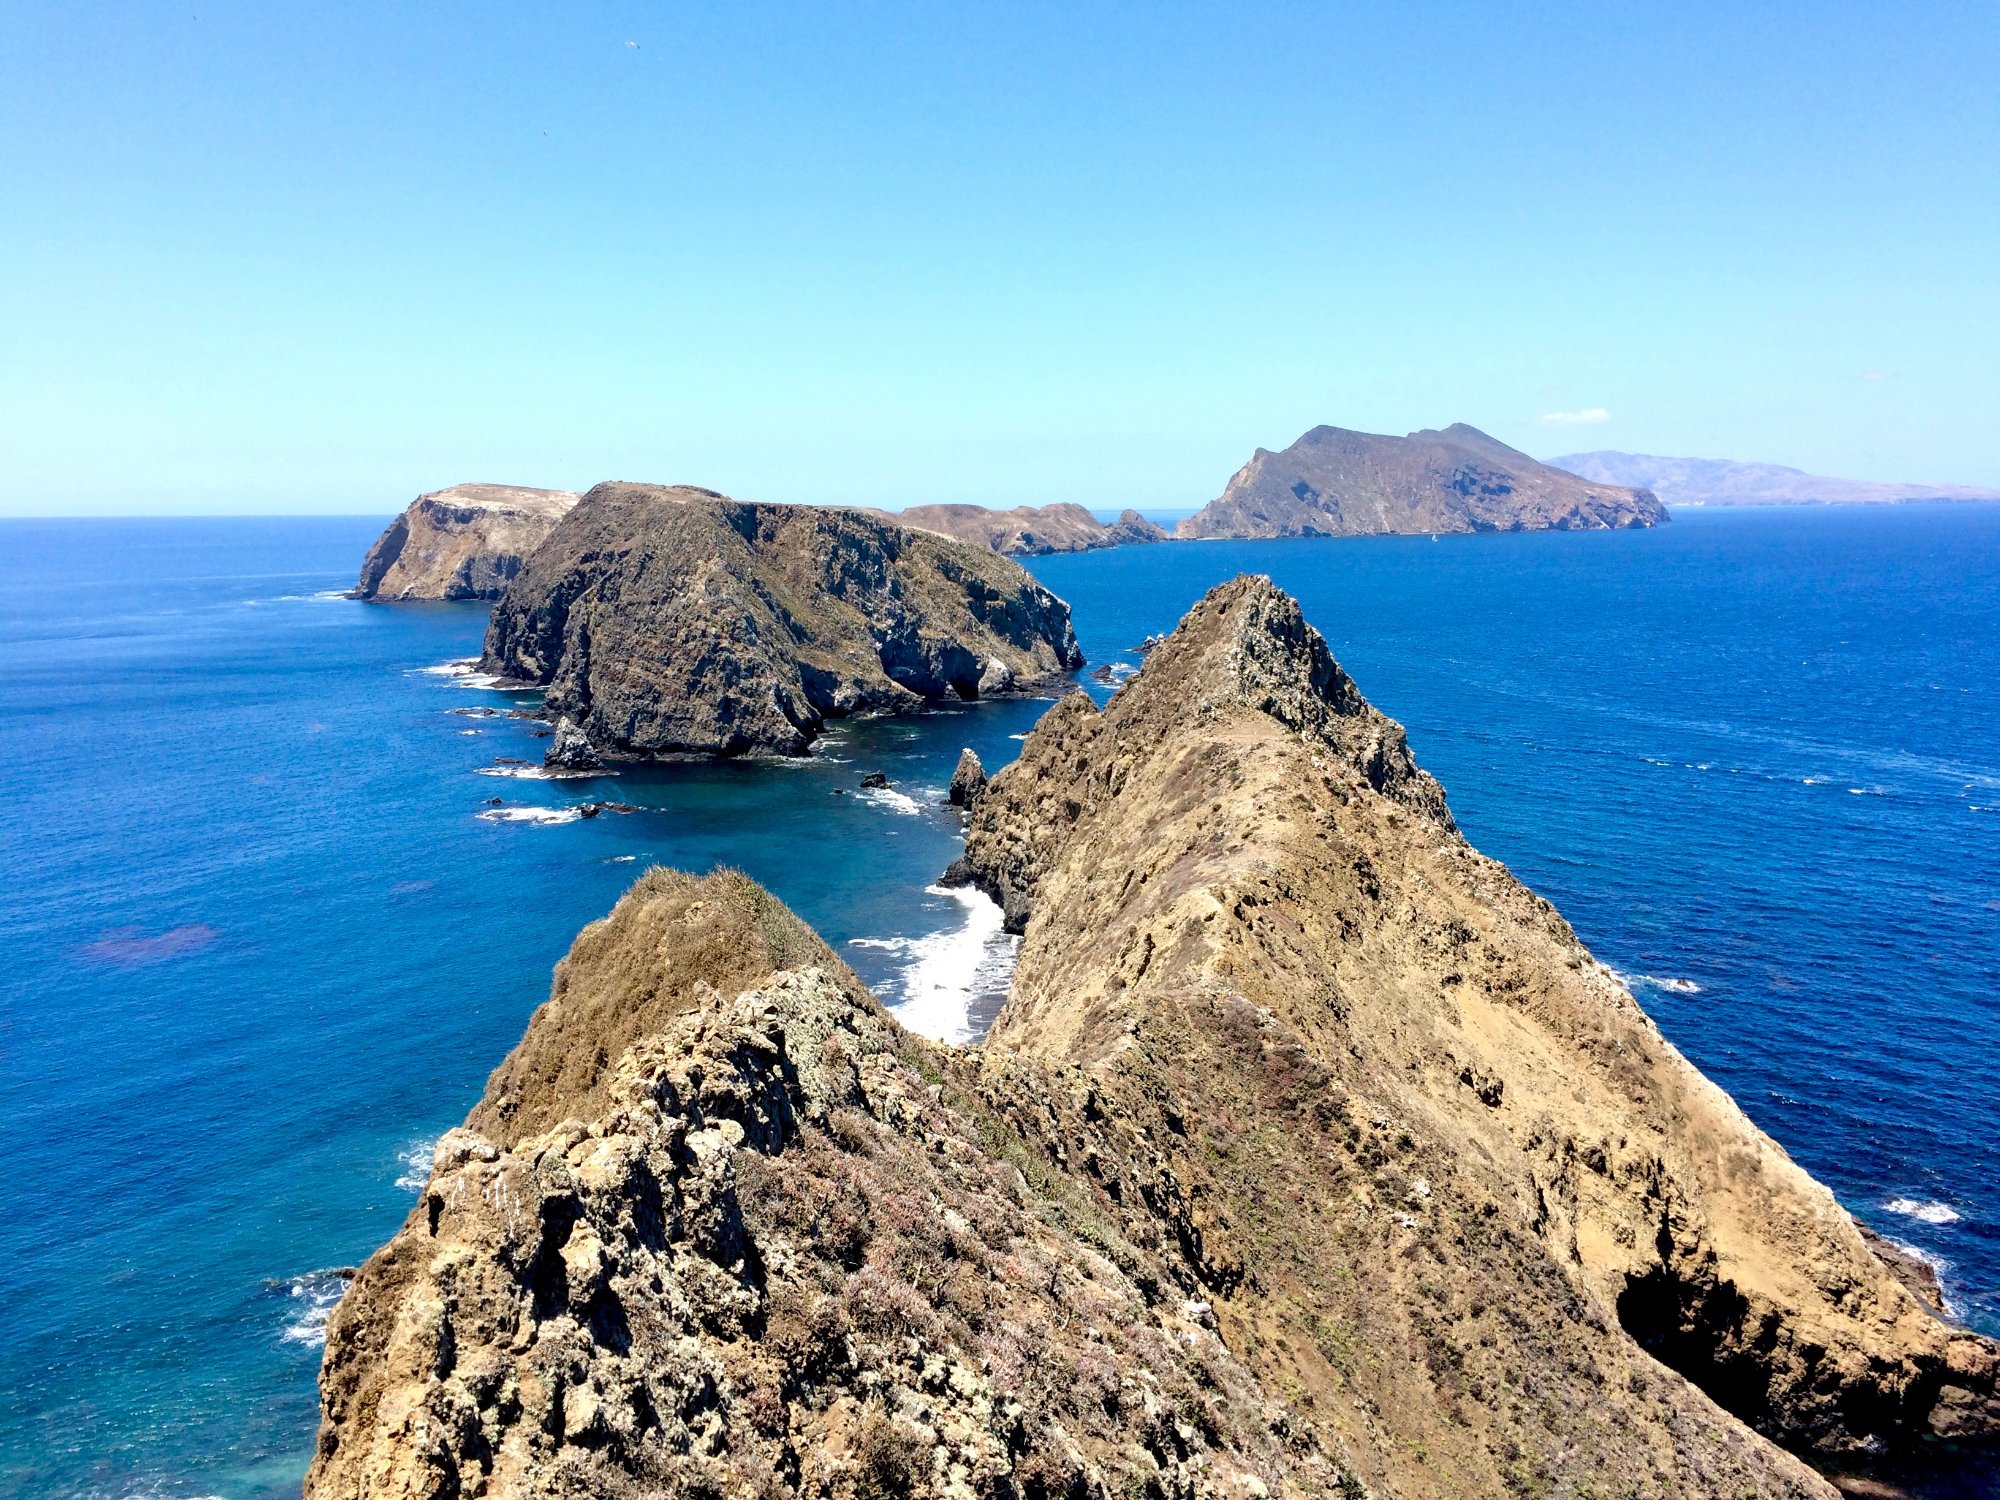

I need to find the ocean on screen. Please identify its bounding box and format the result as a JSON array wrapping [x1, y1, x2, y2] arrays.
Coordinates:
[[2, 504, 1996, 1498]]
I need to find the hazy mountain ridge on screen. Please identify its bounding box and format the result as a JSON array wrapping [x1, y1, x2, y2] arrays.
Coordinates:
[[1552, 451, 2000, 507]]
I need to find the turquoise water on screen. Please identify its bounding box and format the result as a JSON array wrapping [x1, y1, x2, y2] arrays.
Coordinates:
[[2, 506, 1996, 1498]]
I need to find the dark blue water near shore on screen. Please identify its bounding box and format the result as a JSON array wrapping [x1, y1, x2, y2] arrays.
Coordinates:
[[2, 505, 1996, 1498]]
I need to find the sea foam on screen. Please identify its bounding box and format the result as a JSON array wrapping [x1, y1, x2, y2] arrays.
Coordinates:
[[851, 885, 1018, 1046], [476, 806, 582, 826], [276, 1270, 351, 1348], [1884, 1197, 1963, 1226]]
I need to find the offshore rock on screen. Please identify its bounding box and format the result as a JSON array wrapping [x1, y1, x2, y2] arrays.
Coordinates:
[[313, 582, 1996, 1500], [544, 717, 600, 771], [482, 484, 1082, 759], [947, 747, 987, 808], [882, 502, 1168, 556], [355, 484, 579, 600], [1177, 423, 1665, 538]]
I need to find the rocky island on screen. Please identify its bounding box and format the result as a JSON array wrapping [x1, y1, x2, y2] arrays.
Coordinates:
[[355, 484, 580, 600], [1550, 450, 2000, 507], [481, 483, 1083, 759], [1178, 424, 1666, 538], [883, 503, 1168, 556], [311, 577, 1993, 1499]]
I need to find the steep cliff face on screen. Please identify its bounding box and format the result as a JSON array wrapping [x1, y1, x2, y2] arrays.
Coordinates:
[[355, 485, 580, 600], [481, 484, 1083, 758], [1177, 424, 1664, 538], [312, 579, 1996, 1500], [885, 503, 1168, 556]]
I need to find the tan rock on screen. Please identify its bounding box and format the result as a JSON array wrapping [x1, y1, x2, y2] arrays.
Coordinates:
[[355, 484, 579, 600]]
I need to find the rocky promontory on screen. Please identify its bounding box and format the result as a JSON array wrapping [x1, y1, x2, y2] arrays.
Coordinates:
[[354, 484, 580, 600], [1178, 423, 1666, 538], [881, 502, 1168, 556], [312, 575, 1994, 1500], [481, 484, 1083, 758]]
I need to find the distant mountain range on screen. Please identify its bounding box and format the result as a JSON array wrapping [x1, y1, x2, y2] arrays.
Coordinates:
[[1550, 451, 2000, 507], [1177, 423, 1665, 538]]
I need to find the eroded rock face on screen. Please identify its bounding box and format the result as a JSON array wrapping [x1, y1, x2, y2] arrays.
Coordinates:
[[1176, 424, 1665, 538], [885, 503, 1168, 556], [481, 485, 1083, 759], [355, 485, 580, 600], [313, 582, 1996, 1500]]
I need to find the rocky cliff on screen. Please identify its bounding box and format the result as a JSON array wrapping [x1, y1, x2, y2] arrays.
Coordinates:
[[1177, 424, 1665, 538], [312, 579, 1995, 1500], [355, 485, 580, 600], [883, 503, 1168, 556], [480, 484, 1083, 758]]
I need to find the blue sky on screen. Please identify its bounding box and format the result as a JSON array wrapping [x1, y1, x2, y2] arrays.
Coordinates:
[[3, 2, 1995, 515]]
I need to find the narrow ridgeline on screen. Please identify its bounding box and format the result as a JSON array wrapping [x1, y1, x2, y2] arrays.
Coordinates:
[[480, 483, 1084, 759], [355, 484, 580, 600], [311, 578, 1995, 1500]]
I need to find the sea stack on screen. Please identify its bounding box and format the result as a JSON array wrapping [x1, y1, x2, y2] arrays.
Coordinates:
[[354, 483, 580, 600], [1177, 423, 1665, 538], [482, 483, 1083, 759], [947, 746, 987, 807], [311, 578, 1996, 1500]]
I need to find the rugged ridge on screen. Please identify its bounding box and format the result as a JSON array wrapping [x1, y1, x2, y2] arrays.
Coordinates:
[[1551, 450, 2000, 507], [880, 503, 1168, 556], [312, 579, 1997, 1500], [1178, 424, 1665, 538], [355, 484, 580, 600], [481, 484, 1083, 758]]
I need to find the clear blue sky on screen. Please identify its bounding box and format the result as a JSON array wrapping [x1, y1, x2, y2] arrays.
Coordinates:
[[3, 2, 1995, 515]]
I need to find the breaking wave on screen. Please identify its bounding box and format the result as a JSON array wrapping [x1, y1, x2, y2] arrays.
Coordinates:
[[850, 885, 1018, 1046], [1884, 1197, 1963, 1226]]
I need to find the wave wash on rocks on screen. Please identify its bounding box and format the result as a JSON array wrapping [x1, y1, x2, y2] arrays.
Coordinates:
[[312, 577, 1996, 1500]]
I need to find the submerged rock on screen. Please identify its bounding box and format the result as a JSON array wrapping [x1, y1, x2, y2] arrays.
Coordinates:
[[481, 484, 1083, 759], [312, 580, 1997, 1500], [947, 747, 987, 808], [858, 771, 889, 789], [354, 483, 579, 600]]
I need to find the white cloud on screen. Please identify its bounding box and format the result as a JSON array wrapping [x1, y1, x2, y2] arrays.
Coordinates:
[[1539, 407, 1611, 425]]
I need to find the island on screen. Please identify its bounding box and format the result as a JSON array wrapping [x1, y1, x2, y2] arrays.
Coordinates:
[[880, 502, 1168, 556], [481, 483, 1084, 759], [309, 577, 1995, 1500], [1178, 423, 1666, 538], [354, 483, 580, 600], [1550, 450, 2000, 507]]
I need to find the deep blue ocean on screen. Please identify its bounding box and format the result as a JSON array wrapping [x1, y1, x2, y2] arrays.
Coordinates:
[[3, 505, 1997, 1499]]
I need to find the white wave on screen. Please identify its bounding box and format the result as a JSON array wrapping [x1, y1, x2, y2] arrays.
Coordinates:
[[853, 885, 1018, 1046], [414, 659, 537, 691], [395, 1137, 440, 1192], [458, 728, 483, 735], [1610, 969, 1702, 996], [1883, 1238, 1960, 1317], [476, 764, 614, 781], [605, 854, 637, 863], [476, 806, 582, 826], [1009, 732, 1029, 740], [1883, 1197, 1963, 1226], [1848, 786, 1885, 796], [856, 785, 926, 817], [278, 1270, 350, 1348]]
